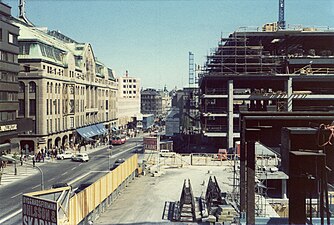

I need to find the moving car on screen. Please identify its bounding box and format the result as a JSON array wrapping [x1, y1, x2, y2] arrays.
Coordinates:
[[51, 183, 72, 190], [74, 183, 92, 194], [71, 153, 89, 162], [110, 158, 125, 170], [56, 151, 73, 160]]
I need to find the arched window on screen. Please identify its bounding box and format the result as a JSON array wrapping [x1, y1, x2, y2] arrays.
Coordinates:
[[19, 82, 25, 93], [29, 81, 36, 93]]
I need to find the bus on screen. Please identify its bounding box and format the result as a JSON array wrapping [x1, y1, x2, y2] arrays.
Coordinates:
[[111, 135, 126, 145]]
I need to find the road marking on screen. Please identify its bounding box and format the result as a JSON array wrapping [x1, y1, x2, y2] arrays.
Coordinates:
[[49, 177, 56, 181], [62, 171, 68, 175], [11, 192, 23, 199], [68, 172, 90, 185], [0, 209, 22, 224], [71, 167, 77, 171], [32, 184, 40, 189]]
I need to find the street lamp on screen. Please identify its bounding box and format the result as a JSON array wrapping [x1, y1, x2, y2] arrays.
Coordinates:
[[22, 160, 44, 190]]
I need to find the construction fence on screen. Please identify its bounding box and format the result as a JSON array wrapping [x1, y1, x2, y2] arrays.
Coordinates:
[[67, 154, 138, 224], [144, 151, 237, 167]]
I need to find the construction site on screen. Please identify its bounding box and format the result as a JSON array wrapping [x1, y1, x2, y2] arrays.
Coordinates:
[[165, 0, 334, 224]]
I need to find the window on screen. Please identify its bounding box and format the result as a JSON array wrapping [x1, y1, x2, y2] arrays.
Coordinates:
[[58, 99, 60, 114], [8, 33, 14, 44], [46, 99, 49, 115], [19, 99, 25, 116], [29, 81, 36, 93], [19, 43, 30, 55], [29, 99, 36, 116], [50, 119, 52, 132], [50, 99, 52, 115], [47, 119, 49, 133], [70, 117, 74, 128], [0, 29, 2, 42], [19, 82, 25, 93]]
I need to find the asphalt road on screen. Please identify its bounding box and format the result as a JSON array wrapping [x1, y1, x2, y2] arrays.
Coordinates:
[[0, 137, 142, 225]]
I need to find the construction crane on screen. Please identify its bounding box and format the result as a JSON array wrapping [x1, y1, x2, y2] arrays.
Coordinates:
[[277, 0, 286, 30]]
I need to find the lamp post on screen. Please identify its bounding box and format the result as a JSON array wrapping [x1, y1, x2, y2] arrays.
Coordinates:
[[23, 161, 44, 190]]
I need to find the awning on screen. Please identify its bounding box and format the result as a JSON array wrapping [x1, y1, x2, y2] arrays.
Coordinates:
[[76, 127, 91, 139], [96, 123, 108, 134], [77, 125, 99, 139], [91, 125, 102, 136]]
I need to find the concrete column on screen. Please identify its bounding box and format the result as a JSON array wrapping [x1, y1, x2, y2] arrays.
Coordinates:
[[286, 77, 292, 112], [25, 83, 29, 117], [246, 140, 256, 225], [282, 179, 287, 199], [227, 80, 234, 151]]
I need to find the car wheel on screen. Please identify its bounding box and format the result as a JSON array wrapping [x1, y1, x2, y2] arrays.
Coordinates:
[[62, 156, 64, 160]]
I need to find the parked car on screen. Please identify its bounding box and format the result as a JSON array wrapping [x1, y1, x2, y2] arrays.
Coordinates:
[[71, 153, 89, 162], [56, 151, 73, 160], [110, 158, 125, 170]]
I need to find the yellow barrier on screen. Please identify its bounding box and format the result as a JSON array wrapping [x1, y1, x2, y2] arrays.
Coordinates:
[[67, 154, 138, 224]]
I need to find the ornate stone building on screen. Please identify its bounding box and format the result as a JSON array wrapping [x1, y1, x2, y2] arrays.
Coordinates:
[[12, 19, 118, 153]]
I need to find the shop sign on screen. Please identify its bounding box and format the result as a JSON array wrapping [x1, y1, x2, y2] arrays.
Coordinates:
[[0, 124, 17, 132], [22, 195, 57, 225]]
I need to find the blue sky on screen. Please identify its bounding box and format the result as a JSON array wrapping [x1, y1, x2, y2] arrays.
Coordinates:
[[4, 0, 334, 90]]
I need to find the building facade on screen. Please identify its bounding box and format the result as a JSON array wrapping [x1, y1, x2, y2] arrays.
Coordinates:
[[116, 71, 141, 130], [13, 19, 118, 154], [199, 27, 334, 151], [0, 2, 33, 155], [141, 88, 162, 116]]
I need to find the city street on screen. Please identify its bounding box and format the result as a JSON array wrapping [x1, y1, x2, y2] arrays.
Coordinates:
[[0, 137, 142, 225]]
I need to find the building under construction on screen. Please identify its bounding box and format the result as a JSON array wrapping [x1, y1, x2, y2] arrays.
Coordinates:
[[199, 26, 334, 152]]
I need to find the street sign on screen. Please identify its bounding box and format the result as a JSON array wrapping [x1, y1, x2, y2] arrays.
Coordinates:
[[143, 137, 158, 150]]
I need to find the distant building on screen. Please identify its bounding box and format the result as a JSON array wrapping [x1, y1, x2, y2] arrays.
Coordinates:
[[141, 88, 162, 116], [165, 107, 180, 137], [159, 86, 172, 118], [116, 71, 141, 130], [172, 87, 200, 134], [0, 2, 33, 155], [141, 114, 155, 130]]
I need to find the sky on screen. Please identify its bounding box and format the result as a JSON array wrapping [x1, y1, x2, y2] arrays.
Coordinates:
[[3, 0, 334, 90]]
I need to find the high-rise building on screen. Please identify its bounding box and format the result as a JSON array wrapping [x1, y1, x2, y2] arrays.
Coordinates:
[[0, 1, 33, 155], [116, 71, 141, 130]]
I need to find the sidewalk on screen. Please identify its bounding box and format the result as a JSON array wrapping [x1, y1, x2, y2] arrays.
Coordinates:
[[0, 142, 110, 189]]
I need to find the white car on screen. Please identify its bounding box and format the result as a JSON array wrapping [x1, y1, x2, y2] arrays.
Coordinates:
[[71, 153, 89, 162], [56, 151, 73, 160]]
